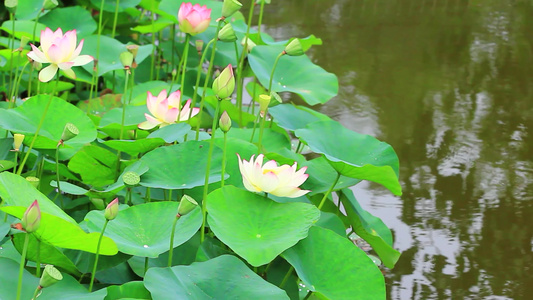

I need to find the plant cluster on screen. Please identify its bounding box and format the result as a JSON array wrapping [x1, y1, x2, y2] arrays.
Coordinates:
[[0, 0, 402, 299]]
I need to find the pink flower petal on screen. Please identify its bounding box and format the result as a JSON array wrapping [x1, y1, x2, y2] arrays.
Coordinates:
[[46, 44, 63, 64], [27, 45, 48, 63], [138, 113, 161, 130]]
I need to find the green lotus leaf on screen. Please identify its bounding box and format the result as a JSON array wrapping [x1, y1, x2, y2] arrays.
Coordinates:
[[39, 6, 97, 38]]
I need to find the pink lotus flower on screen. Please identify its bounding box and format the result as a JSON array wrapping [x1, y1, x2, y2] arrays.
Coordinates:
[[178, 3, 211, 36], [22, 200, 41, 233], [138, 90, 200, 130], [237, 154, 310, 198], [104, 198, 119, 221], [27, 28, 94, 82]]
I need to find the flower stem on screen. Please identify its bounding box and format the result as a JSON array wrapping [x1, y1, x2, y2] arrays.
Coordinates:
[[317, 172, 341, 210], [178, 34, 191, 115], [149, 0, 156, 81], [7, 12, 15, 101], [31, 7, 43, 42], [55, 145, 63, 208], [257, 0, 266, 39], [235, 0, 255, 126], [303, 291, 313, 300], [221, 131, 227, 187], [12, 151, 18, 174], [200, 99, 221, 243], [89, 0, 106, 100], [89, 219, 109, 292], [17, 75, 59, 175], [195, 20, 224, 140], [279, 266, 293, 288], [144, 257, 149, 275], [16, 233, 30, 300], [35, 239, 41, 277], [167, 215, 181, 267], [111, 0, 120, 39], [31, 286, 41, 300]]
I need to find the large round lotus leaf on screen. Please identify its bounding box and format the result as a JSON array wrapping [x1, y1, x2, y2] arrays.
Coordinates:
[[138, 140, 224, 189], [295, 120, 402, 196], [90, 0, 141, 12], [144, 255, 289, 300], [1, 206, 118, 255], [147, 123, 190, 143], [0, 257, 39, 300], [14, 0, 47, 20], [0, 20, 46, 41], [85, 202, 202, 258], [282, 226, 385, 299], [207, 186, 320, 267], [0, 172, 76, 224], [269, 104, 331, 131], [39, 6, 97, 38], [214, 137, 258, 188], [105, 281, 151, 300], [0, 95, 97, 156], [103, 138, 166, 155], [248, 45, 338, 105]]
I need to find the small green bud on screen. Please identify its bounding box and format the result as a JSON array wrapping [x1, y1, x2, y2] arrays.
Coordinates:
[[39, 265, 63, 288], [219, 111, 232, 133], [258, 94, 271, 117], [13, 133, 24, 151], [120, 51, 134, 69], [218, 23, 237, 43], [42, 0, 58, 10], [104, 198, 119, 221], [212, 64, 235, 99], [21, 200, 40, 233], [26, 176, 40, 188], [283, 38, 304, 56], [123, 171, 140, 187], [241, 37, 256, 53], [60, 123, 79, 143], [222, 0, 242, 18], [177, 195, 198, 217]]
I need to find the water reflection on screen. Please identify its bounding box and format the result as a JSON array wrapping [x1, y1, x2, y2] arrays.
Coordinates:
[[259, 0, 533, 299]]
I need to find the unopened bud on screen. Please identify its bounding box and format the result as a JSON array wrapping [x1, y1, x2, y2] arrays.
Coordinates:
[[222, 0, 242, 18], [39, 265, 63, 288], [258, 94, 271, 118], [241, 37, 256, 53], [212, 64, 235, 99], [177, 195, 198, 217], [104, 198, 119, 221], [22, 200, 40, 233], [219, 111, 231, 132], [218, 23, 237, 43], [283, 38, 304, 56], [13, 133, 24, 151]]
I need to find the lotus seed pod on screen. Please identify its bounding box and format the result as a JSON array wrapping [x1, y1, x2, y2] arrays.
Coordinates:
[[123, 171, 141, 187], [284, 38, 304, 56], [26, 176, 40, 188], [43, 0, 58, 10], [39, 265, 63, 288], [13, 133, 24, 151], [222, 0, 242, 18], [177, 195, 198, 217], [60, 123, 79, 142], [258, 94, 271, 117], [218, 23, 237, 43]]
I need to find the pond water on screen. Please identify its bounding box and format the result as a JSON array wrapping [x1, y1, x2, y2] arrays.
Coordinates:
[[256, 0, 533, 299]]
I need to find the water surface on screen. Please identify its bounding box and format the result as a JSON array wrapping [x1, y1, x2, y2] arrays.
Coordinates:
[[257, 0, 533, 298]]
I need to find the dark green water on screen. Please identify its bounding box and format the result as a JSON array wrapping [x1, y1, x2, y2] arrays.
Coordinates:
[[258, 0, 533, 299]]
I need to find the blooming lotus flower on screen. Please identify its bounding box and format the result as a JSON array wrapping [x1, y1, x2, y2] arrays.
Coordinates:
[[178, 3, 211, 36], [138, 89, 200, 130], [237, 154, 310, 198], [27, 28, 93, 82]]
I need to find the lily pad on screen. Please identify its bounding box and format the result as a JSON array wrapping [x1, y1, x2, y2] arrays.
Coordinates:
[[85, 202, 202, 258], [282, 226, 385, 299], [39, 6, 97, 38], [104, 138, 166, 155], [207, 186, 320, 266], [269, 103, 331, 131], [248, 45, 338, 105], [147, 123, 190, 143], [90, 0, 141, 12], [144, 255, 289, 299], [295, 120, 402, 196]]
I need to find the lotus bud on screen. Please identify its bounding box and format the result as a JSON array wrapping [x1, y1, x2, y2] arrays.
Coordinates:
[[258, 94, 271, 117], [218, 23, 237, 43], [120, 51, 134, 69], [90, 198, 105, 210], [177, 195, 198, 217], [283, 38, 304, 56], [21, 200, 40, 233], [241, 37, 256, 53], [219, 111, 231, 133], [43, 0, 58, 10], [222, 0, 242, 18], [195, 40, 204, 55], [26, 176, 40, 188], [60, 123, 79, 143], [13, 133, 24, 151], [123, 171, 140, 187], [39, 265, 63, 288], [212, 64, 235, 99], [104, 198, 119, 221]]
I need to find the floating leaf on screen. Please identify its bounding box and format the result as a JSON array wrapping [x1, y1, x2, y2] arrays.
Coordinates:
[[144, 255, 289, 299], [85, 202, 202, 258], [207, 186, 320, 266], [282, 226, 385, 299], [39, 6, 97, 38], [295, 120, 402, 196], [105, 281, 151, 300], [90, 0, 141, 12], [0, 20, 46, 41], [147, 123, 190, 143], [269, 103, 331, 131], [103, 138, 166, 155], [68, 144, 117, 187]]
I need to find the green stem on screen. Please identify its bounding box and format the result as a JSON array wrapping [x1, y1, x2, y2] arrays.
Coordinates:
[[17, 76, 59, 175], [150, 0, 156, 81], [303, 291, 313, 300], [144, 257, 149, 275], [146, 187, 151, 202], [195, 21, 224, 140], [31, 286, 41, 300], [89, 0, 106, 100], [168, 215, 181, 267], [279, 266, 293, 288], [268, 52, 284, 93], [89, 219, 109, 292], [221, 132, 227, 187], [119, 71, 130, 140], [55, 145, 63, 208], [200, 100, 221, 243], [32, 8, 43, 42], [11, 61, 30, 108], [187, 39, 214, 126], [111, 0, 120, 39], [317, 172, 341, 210], [178, 34, 191, 114], [235, 0, 255, 126], [16, 233, 30, 300], [27, 64, 35, 97], [170, 25, 176, 72], [257, 0, 266, 39], [35, 239, 41, 277], [8, 12, 15, 101], [12, 151, 18, 174]]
